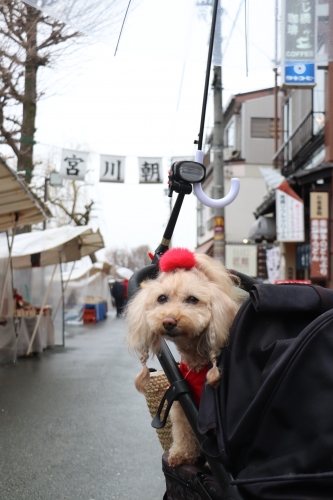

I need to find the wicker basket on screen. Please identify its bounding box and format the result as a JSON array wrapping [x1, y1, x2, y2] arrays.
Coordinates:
[[144, 370, 173, 452]]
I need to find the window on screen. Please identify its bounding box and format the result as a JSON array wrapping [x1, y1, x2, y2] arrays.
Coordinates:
[[251, 117, 279, 139]]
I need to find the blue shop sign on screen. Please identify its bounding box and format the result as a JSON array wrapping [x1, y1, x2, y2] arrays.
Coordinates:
[[284, 62, 315, 86]]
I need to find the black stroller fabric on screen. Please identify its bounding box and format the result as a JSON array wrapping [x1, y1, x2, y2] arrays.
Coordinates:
[[198, 283, 333, 499]]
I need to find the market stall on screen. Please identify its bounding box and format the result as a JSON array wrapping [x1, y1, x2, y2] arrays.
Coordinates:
[[0, 158, 48, 364], [0, 225, 104, 356], [63, 261, 114, 325]]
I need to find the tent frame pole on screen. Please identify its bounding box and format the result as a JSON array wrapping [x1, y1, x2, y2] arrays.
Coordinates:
[[26, 263, 58, 356], [53, 259, 75, 333], [0, 219, 18, 318]]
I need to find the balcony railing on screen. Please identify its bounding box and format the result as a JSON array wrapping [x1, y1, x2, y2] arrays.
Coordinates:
[[272, 111, 325, 176]]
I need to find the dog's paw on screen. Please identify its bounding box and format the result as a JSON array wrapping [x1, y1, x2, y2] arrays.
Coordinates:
[[168, 450, 198, 468]]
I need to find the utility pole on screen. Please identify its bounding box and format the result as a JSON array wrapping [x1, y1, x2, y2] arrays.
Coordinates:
[[196, 0, 224, 263], [212, 65, 225, 263], [212, 2, 225, 263]]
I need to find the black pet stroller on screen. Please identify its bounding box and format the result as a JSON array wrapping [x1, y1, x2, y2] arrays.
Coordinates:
[[129, 250, 333, 500]]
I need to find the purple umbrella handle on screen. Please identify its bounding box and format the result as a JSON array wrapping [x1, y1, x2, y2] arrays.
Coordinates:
[[193, 150, 240, 209]]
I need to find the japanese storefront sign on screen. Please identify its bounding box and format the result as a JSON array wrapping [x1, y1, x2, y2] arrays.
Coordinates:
[[310, 192, 329, 279], [225, 244, 257, 277], [100, 155, 125, 182], [282, 0, 316, 87], [213, 216, 225, 263], [60, 149, 88, 180], [138, 157, 163, 183], [266, 246, 281, 283], [276, 189, 305, 242]]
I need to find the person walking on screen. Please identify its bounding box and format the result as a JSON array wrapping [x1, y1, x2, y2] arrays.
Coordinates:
[[123, 278, 129, 308], [111, 280, 125, 317]]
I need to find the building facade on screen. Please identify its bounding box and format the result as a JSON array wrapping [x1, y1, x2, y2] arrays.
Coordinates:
[[254, 0, 332, 285], [196, 88, 280, 277]]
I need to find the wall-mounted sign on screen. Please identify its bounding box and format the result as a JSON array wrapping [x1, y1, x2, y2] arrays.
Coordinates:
[[138, 157, 163, 183], [282, 0, 316, 87], [276, 189, 304, 242], [60, 149, 88, 180], [310, 192, 329, 279], [100, 155, 125, 183], [225, 244, 257, 277]]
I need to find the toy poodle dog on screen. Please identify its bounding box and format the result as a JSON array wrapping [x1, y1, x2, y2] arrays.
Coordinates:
[[126, 248, 241, 467]]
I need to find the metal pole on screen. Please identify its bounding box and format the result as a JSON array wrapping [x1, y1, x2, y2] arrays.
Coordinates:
[[274, 67, 279, 156], [43, 177, 49, 230], [0, 219, 18, 317], [53, 260, 75, 323], [212, 1, 225, 263]]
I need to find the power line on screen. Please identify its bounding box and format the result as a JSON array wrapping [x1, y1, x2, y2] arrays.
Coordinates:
[[222, 0, 243, 59]]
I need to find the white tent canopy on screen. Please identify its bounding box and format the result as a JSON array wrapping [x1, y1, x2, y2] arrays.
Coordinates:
[[0, 158, 48, 232], [116, 267, 134, 280], [0, 225, 105, 269], [62, 261, 115, 282]]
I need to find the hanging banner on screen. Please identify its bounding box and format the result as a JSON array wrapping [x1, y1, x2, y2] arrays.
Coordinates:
[[281, 0, 316, 87], [138, 157, 163, 183], [260, 168, 304, 242], [276, 189, 304, 241], [100, 155, 125, 183], [310, 192, 329, 279], [266, 246, 281, 283], [60, 149, 88, 180]]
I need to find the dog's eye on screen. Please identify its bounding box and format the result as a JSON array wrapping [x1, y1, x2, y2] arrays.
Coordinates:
[[157, 295, 168, 304], [185, 296, 199, 304]]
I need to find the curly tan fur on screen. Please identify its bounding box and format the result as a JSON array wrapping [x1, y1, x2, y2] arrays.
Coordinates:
[[126, 253, 241, 466]]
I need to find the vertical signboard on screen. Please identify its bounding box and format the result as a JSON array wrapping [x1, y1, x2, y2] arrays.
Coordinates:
[[213, 216, 225, 263], [282, 0, 316, 87], [310, 192, 329, 279], [276, 189, 304, 241]]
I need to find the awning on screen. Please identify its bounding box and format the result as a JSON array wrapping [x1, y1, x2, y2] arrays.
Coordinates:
[[253, 191, 276, 219], [0, 225, 105, 269], [62, 261, 115, 281], [195, 239, 214, 255], [292, 163, 333, 185], [0, 158, 49, 231], [116, 267, 134, 280]]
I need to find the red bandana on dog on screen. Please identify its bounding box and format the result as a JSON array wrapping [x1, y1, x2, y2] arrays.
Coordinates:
[[179, 361, 209, 406], [159, 248, 196, 272]]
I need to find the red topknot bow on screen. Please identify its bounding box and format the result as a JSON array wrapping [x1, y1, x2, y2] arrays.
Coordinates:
[[159, 248, 196, 272]]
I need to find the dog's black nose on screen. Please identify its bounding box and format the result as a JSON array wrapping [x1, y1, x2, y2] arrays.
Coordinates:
[[163, 317, 177, 331]]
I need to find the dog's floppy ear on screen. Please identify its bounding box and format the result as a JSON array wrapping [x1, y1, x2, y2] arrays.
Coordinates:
[[195, 253, 240, 387], [126, 288, 152, 393], [206, 283, 239, 386]]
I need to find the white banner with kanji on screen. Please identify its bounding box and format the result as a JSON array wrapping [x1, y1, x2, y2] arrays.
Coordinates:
[[266, 246, 281, 283], [276, 189, 304, 242], [138, 157, 163, 183], [60, 149, 88, 180], [100, 155, 125, 182]]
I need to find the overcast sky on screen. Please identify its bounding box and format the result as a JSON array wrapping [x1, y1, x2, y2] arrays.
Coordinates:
[[27, 0, 277, 254]]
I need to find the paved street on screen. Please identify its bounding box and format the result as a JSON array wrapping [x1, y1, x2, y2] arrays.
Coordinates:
[[0, 315, 166, 500]]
